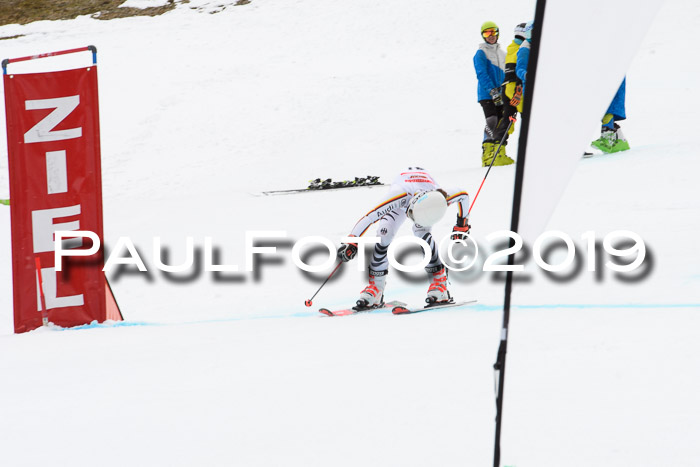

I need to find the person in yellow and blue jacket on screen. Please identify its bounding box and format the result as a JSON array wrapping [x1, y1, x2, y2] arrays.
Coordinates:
[[473, 21, 511, 167], [591, 78, 630, 153], [491, 22, 531, 164]]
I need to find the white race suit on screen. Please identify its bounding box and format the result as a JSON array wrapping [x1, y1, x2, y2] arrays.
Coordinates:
[[347, 167, 469, 276]]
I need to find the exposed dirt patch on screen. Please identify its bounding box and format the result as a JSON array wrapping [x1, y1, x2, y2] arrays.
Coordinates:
[[0, 0, 254, 40], [0, 0, 182, 27]]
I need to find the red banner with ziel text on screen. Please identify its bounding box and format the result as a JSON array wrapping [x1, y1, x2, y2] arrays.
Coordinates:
[[4, 64, 110, 332]]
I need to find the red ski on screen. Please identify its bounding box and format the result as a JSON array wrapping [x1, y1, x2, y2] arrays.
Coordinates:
[[319, 300, 407, 317]]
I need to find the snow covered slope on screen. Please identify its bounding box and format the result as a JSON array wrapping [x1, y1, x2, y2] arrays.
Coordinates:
[[0, 1, 698, 466]]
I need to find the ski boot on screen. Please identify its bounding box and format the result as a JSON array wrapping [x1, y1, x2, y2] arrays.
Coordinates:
[[481, 142, 495, 167], [493, 142, 515, 166], [608, 126, 630, 153], [426, 266, 451, 304], [590, 127, 616, 153], [356, 271, 387, 309], [610, 138, 630, 153]]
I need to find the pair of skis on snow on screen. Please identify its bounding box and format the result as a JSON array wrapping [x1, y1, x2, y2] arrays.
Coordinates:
[[319, 298, 477, 317]]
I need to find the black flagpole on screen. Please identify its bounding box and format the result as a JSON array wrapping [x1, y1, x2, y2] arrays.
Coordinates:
[[492, 1, 547, 465]]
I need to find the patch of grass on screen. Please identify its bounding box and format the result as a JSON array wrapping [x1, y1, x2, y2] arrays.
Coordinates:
[[0, 0, 181, 27]]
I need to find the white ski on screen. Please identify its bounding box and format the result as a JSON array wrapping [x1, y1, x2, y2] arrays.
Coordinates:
[[392, 299, 477, 315]]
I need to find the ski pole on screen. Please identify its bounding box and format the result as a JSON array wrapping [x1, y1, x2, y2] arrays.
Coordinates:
[[304, 260, 343, 307], [35, 257, 49, 326], [468, 115, 517, 215]]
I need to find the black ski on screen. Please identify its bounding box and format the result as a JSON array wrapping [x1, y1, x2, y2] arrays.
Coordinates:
[[257, 176, 384, 196]]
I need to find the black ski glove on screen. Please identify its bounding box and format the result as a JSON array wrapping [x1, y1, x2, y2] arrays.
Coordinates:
[[490, 87, 504, 106], [337, 242, 358, 262], [451, 216, 471, 241]]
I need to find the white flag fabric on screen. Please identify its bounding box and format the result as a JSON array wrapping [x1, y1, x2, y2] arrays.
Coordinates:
[[516, 0, 664, 246]]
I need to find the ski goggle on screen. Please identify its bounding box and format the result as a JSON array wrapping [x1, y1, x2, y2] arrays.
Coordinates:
[[482, 28, 499, 38]]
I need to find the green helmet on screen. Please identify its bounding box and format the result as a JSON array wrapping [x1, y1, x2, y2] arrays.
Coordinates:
[[480, 21, 499, 34]]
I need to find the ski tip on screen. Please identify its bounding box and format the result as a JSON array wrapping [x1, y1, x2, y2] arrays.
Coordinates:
[[318, 308, 334, 317], [392, 306, 410, 315]]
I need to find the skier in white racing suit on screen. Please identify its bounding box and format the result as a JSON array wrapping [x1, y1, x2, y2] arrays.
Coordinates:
[[336, 167, 471, 308]]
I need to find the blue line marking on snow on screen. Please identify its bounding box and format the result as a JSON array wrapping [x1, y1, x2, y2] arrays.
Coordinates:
[[55, 320, 163, 330], [54, 311, 315, 332]]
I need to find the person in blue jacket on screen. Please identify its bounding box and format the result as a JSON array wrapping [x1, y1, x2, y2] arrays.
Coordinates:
[[591, 78, 630, 153], [515, 21, 532, 91], [473, 21, 512, 167]]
